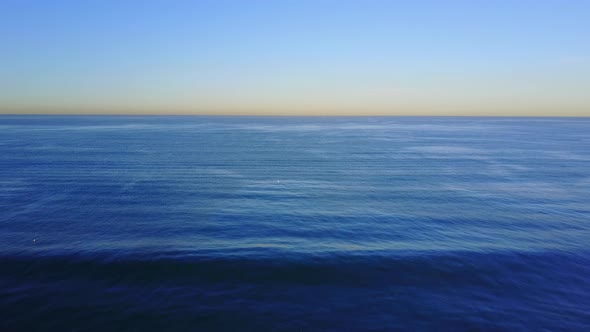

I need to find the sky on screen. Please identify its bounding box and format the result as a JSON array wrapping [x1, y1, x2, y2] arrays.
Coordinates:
[[1, 0, 589, 116]]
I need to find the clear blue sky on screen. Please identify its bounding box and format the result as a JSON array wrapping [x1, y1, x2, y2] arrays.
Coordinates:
[[1, 0, 589, 115]]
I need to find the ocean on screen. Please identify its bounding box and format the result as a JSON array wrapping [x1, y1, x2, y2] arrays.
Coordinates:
[[1, 115, 589, 331]]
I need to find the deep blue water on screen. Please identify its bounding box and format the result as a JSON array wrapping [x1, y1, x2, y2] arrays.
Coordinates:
[[1, 116, 590, 331]]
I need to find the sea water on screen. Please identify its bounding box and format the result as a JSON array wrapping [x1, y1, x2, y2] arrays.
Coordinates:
[[1, 116, 589, 331]]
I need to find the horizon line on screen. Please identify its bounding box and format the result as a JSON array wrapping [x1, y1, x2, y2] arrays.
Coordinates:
[[1, 113, 589, 118]]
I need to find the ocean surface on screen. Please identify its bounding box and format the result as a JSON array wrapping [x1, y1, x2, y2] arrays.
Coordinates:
[[1, 115, 589, 331]]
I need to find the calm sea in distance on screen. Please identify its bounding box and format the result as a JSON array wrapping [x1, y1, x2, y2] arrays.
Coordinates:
[[1, 115, 589, 331]]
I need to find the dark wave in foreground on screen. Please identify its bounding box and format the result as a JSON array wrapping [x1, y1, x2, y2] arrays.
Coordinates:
[[2, 250, 590, 286], [2, 251, 590, 331]]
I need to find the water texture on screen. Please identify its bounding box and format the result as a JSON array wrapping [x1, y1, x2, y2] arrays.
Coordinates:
[[1, 116, 589, 331]]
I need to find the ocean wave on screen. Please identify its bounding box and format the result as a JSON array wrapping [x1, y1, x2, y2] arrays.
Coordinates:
[[2, 251, 589, 287]]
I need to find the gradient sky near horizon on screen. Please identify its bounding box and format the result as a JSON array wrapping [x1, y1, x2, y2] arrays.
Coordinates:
[[1, 0, 589, 116]]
